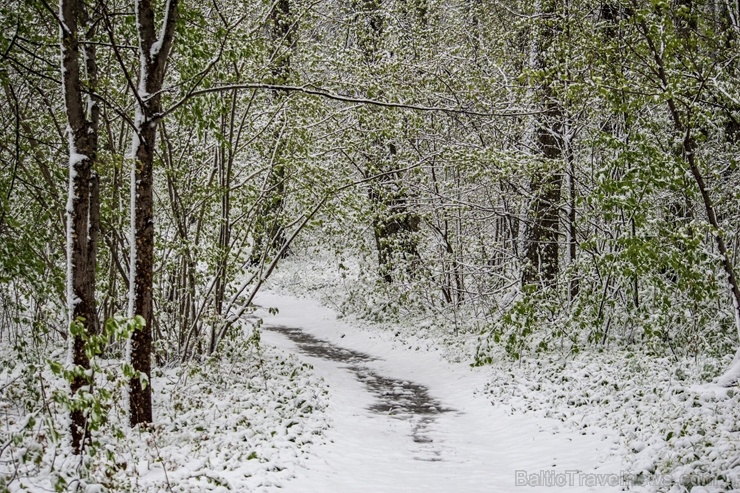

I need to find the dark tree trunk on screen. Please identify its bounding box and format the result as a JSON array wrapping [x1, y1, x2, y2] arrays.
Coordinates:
[[60, 0, 99, 453], [129, 0, 179, 426], [129, 120, 156, 425], [522, 162, 562, 287], [211, 103, 234, 354], [370, 164, 421, 283], [353, 0, 421, 283], [522, 1, 563, 288], [566, 134, 578, 299], [251, 0, 293, 265]]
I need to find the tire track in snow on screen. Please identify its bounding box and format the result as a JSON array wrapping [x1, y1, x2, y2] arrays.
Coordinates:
[[264, 325, 455, 462], [256, 292, 630, 493]]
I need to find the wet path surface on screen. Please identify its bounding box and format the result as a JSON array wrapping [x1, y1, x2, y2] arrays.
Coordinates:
[[263, 325, 454, 460], [257, 293, 628, 493]]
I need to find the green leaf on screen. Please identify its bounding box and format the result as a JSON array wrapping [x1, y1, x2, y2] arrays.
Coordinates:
[[49, 360, 63, 376]]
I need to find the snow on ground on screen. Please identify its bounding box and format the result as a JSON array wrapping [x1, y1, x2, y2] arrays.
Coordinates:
[[4, 247, 738, 493], [266, 248, 740, 493], [484, 353, 740, 493], [0, 334, 330, 492], [255, 291, 632, 493]]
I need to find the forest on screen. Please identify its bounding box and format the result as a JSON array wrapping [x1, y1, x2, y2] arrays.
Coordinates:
[[1, 0, 740, 491]]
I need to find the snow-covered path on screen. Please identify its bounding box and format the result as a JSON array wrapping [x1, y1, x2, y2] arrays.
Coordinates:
[[256, 292, 629, 493]]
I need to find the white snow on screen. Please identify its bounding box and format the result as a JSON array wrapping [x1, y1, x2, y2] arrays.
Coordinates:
[[255, 291, 630, 493], [5, 278, 738, 492], [127, 128, 138, 320], [64, 135, 86, 364], [0, 333, 330, 493], [716, 348, 740, 387], [68, 151, 88, 167]]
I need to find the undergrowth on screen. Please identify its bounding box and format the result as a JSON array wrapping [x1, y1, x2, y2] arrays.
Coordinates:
[[0, 326, 329, 492]]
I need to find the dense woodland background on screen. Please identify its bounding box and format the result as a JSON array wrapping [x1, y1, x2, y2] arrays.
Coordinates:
[[1, 0, 740, 487]]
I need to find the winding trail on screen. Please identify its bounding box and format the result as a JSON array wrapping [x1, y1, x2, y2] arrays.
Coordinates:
[[257, 292, 628, 493], [263, 324, 453, 454]]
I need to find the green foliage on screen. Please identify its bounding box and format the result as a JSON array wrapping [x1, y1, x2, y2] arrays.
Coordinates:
[[475, 286, 568, 365], [4, 1, 740, 488], [51, 316, 146, 447]]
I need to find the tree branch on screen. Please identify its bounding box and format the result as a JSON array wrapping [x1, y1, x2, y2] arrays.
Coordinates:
[[156, 82, 541, 121]]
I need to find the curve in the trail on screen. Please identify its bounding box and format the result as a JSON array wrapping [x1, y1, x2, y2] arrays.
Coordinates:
[[256, 293, 629, 493], [264, 325, 454, 456]]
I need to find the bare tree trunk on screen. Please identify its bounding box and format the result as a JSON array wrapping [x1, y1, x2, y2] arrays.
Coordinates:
[[60, 0, 99, 453], [522, 169, 562, 287], [353, 0, 421, 283], [522, 1, 563, 288], [522, 104, 563, 286], [128, 0, 179, 426], [565, 121, 578, 299], [211, 99, 234, 354], [370, 164, 421, 283], [251, 0, 292, 265]]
